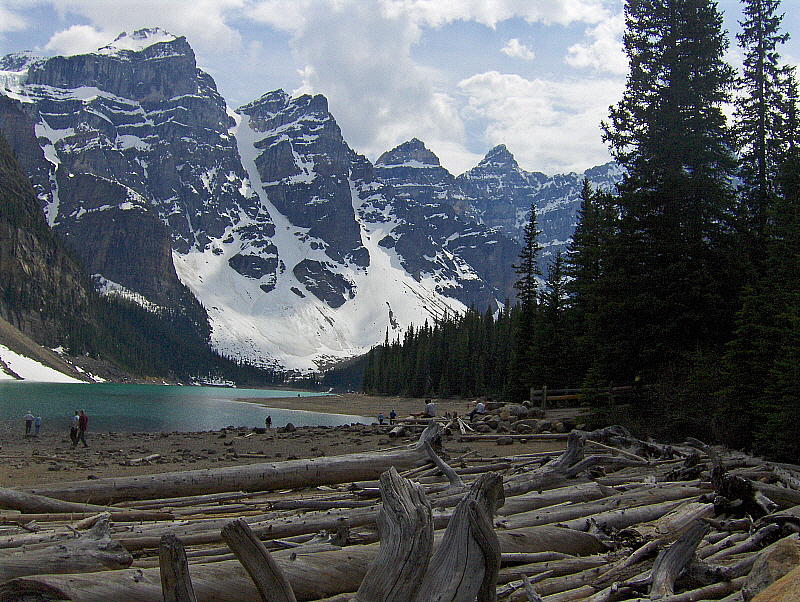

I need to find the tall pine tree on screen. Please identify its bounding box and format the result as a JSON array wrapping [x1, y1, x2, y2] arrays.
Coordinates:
[[600, 0, 737, 378], [505, 203, 542, 401], [734, 0, 795, 234]]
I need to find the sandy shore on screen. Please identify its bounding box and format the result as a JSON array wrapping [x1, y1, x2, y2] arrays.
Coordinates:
[[0, 393, 576, 488], [237, 392, 476, 419]]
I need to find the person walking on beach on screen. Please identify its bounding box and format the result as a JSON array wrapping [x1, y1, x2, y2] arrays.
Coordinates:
[[34, 415, 42, 437], [70, 411, 79, 446], [77, 410, 89, 448], [389, 409, 397, 424], [23, 410, 34, 437]]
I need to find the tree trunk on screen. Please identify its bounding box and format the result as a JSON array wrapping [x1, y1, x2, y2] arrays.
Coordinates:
[[221, 519, 297, 602], [159, 533, 196, 602], [0, 487, 122, 514], [355, 467, 433, 601], [0, 517, 132, 582], [17, 424, 441, 504], [0, 525, 602, 602], [416, 473, 504, 601]]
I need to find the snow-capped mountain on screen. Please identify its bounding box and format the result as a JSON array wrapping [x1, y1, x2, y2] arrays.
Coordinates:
[[378, 140, 623, 267], [0, 29, 521, 371]]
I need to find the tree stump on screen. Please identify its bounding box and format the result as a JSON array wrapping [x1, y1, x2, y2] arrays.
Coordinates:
[[416, 472, 504, 601], [355, 467, 433, 601]]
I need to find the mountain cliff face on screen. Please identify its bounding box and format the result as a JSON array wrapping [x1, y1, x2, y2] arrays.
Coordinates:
[[377, 140, 622, 268], [0, 122, 94, 348], [0, 29, 617, 370]]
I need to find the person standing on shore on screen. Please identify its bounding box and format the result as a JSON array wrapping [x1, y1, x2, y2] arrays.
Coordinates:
[[23, 410, 34, 437], [77, 409, 89, 448], [70, 411, 79, 447], [34, 415, 42, 437]]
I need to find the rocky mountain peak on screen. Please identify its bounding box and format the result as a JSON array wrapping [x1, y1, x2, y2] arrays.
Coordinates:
[[98, 28, 182, 56], [376, 137, 442, 167], [479, 144, 518, 169], [0, 51, 43, 72]]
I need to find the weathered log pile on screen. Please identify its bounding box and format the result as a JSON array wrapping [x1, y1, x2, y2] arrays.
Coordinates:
[[0, 422, 798, 601]]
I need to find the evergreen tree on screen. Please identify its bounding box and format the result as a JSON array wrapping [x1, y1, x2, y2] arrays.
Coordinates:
[[513, 203, 542, 308], [600, 0, 738, 377], [504, 204, 543, 401], [734, 0, 795, 232]]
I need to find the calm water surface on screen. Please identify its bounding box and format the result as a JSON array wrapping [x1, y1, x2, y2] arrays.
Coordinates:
[[0, 382, 368, 432]]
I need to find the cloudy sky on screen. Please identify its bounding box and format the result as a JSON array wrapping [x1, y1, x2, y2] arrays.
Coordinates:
[[1, 0, 798, 175]]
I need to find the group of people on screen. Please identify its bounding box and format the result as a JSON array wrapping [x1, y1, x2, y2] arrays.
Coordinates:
[[22, 411, 41, 437], [23, 409, 89, 447], [376, 398, 488, 425], [376, 409, 397, 425], [70, 410, 89, 448]]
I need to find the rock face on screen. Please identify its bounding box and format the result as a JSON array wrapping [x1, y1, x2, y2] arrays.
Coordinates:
[[0, 123, 94, 348], [378, 139, 622, 272], [0, 30, 522, 370], [0, 29, 618, 370]]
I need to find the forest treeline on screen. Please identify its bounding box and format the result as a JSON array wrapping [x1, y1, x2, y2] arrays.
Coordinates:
[[362, 0, 800, 462]]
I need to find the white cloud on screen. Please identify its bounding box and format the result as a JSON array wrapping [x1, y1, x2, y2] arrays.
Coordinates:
[[566, 12, 626, 74], [0, 5, 27, 33], [380, 0, 610, 28], [44, 24, 110, 55], [458, 70, 622, 173], [501, 38, 534, 61], [246, 0, 312, 32], [271, 1, 475, 173], [44, 0, 246, 53]]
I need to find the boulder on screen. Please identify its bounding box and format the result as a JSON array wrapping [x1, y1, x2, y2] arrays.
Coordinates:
[[507, 404, 529, 418], [496, 437, 514, 446], [752, 564, 800, 602], [744, 536, 800, 601], [474, 423, 493, 434]]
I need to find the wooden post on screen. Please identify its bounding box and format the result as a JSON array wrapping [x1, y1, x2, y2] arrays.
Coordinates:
[[159, 533, 196, 602], [541, 385, 548, 410]]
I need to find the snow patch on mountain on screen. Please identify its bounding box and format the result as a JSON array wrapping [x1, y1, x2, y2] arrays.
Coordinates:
[[98, 28, 179, 56], [0, 344, 85, 383]]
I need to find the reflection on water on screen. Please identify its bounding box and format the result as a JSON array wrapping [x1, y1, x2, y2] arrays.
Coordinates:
[[0, 382, 367, 432]]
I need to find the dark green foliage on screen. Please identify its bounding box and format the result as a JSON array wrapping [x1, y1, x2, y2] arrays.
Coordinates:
[[600, 0, 738, 378], [362, 309, 513, 399], [734, 0, 796, 232]]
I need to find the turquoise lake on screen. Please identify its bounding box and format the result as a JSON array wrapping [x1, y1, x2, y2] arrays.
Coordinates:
[[0, 382, 368, 433]]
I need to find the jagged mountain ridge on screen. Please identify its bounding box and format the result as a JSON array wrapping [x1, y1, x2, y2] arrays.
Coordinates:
[[376, 140, 623, 268], [0, 29, 521, 371]]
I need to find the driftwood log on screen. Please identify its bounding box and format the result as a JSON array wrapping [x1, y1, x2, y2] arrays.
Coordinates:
[[355, 468, 432, 601], [0, 517, 132, 582], [222, 519, 297, 602], [1, 425, 798, 601], [417, 473, 504, 601], [17, 424, 442, 504], [159, 533, 196, 602]]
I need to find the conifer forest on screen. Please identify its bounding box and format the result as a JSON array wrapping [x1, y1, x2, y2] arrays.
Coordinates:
[[363, 0, 800, 462]]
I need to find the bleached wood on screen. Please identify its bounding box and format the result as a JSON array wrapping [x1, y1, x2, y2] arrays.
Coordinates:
[[159, 533, 196, 602], [355, 467, 433, 601], [18, 424, 442, 504], [0, 516, 131, 582], [648, 520, 709, 599], [221, 518, 297, 602], [416, 472, 504, 601]]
